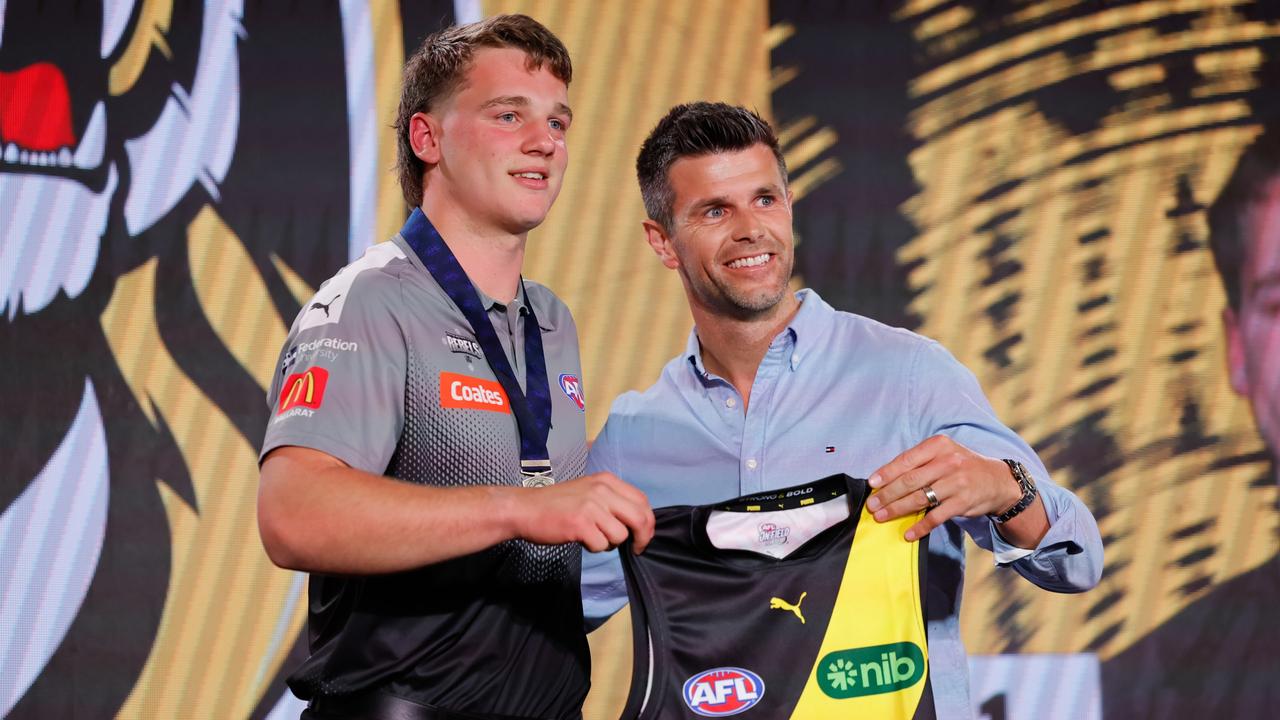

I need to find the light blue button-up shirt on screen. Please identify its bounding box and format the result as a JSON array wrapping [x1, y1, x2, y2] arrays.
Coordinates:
[[582, 289, 1103, 719]]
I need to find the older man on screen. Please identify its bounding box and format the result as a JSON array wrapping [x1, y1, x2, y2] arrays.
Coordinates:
[[582, 102, 1102, 719]]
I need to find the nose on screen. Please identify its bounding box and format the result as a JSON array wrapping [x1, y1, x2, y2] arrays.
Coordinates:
[[731, 211, 767, 243], [521, 122, 557, 157]]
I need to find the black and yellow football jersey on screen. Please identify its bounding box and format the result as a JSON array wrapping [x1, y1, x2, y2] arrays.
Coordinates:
[[620, 474, 935, 719]]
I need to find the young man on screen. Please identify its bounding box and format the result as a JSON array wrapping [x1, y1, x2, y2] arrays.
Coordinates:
[[581, 103, 1102, 718], [258, 15, 654, 720], [1103, 124, 1280, 718]]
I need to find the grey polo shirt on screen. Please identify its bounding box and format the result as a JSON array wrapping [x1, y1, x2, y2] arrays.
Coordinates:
[[262, 233, 589, 492], [260, 228, 591, 716]]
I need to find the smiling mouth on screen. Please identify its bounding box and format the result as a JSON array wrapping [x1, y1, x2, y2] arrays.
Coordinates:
[[512, 171, 547, 180], [727, 253, 772, 269]]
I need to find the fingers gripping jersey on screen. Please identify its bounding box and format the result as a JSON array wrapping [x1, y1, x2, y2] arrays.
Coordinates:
[[620, 475, 935, 719]]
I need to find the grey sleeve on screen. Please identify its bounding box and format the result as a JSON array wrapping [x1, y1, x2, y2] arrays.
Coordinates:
[[260, 272, 407, 474]]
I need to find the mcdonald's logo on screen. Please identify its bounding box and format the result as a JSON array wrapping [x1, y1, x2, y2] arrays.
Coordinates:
[[278, 367, 330, 414]]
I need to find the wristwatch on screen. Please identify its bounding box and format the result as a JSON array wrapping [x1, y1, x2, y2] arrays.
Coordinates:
[[990, 459, 1037, 524]]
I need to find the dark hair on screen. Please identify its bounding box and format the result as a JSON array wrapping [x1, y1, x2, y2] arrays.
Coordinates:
[[636, 102, 787, 231], [1208, 124, 1280, 311], [394, 14, 572, 208]]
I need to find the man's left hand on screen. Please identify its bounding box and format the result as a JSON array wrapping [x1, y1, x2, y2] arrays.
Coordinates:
[[866, 435, 1043, 545]]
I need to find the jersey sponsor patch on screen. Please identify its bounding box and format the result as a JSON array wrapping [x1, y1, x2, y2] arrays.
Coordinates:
[[282, 336, 360, 376], [278, 367, 329, 416], [443, 331, 483, 360], [440, 372, 510, 413], [558, 373, 585, 412], [683, 667, 765, 716], [817, 642, 925, 698]]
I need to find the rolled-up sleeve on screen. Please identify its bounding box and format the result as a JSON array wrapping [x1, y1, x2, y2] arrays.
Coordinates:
[[971, 480, 1104, 592], [915, 340, 1104, 593]]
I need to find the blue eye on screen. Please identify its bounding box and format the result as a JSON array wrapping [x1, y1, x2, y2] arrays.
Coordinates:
[[759, 196, 775, 206], [707, 207, 725, 218], [498, 112, 517, 122], [549, 118, 565, 131]]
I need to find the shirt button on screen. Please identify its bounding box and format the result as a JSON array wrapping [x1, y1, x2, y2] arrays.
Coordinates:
[[725, 397, 737, 408], [746, 459, 758, 470]]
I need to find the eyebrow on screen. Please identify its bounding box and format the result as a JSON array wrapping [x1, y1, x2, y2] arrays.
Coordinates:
[[480, 96, 573, 121], [688, 185, 784, 214], [689, 196, 730, 215]]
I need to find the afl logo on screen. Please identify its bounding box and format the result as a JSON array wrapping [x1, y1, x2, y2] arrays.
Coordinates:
[[558, 373, 585, 412], [683, 667, 765, 716]]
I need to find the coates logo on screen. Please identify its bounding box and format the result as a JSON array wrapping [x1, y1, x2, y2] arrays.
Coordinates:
[[278, 368, 329, 415], [558, 373, 585, 412], [440, 372, 510, 414], [683, 667, 765, 717]]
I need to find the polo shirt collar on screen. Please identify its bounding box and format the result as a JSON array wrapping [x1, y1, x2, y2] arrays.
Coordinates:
[[684, 288, 831, 379], [475, 281, 529, 316]]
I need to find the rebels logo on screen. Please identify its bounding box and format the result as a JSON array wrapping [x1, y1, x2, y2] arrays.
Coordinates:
[[683, 667, 765, 717], [440, 372, 510, 414], [558, 373, 585, 412]]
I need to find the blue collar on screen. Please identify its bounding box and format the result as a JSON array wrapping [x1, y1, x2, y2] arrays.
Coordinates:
[[685, 289, 830, 379]]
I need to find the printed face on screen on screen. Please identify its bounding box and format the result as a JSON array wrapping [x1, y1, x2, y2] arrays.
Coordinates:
[[648, 143, 795, 319], [1227, 177, 1280, 461], [418, 46, 571, 236]]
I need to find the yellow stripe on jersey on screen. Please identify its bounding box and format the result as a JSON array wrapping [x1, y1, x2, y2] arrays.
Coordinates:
[[791, 504, 929, 718]]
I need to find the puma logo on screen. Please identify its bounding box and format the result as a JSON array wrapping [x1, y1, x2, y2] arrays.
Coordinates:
[[310, 294, 341, 317], [769, 591, 807, 624]]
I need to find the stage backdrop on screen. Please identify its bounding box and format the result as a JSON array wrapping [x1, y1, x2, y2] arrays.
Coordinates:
[[0, 1, 1276, 719]]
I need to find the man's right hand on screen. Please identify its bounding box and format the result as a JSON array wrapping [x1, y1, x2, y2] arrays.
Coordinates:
[[512, 472, 655, 554]]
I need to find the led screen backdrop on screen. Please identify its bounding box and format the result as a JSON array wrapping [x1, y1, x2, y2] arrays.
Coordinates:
[[0, 1, 1276, 718]]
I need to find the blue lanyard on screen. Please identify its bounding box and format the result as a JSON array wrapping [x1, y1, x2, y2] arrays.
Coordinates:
[[400, 208, 554, 482]]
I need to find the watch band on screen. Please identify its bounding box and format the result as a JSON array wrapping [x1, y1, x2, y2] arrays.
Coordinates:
[[991, 459, 1037, 524]]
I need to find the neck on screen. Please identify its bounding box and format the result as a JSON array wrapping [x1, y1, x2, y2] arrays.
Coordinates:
[[692, 293, 801, 409], [420, 202, 527, 304]]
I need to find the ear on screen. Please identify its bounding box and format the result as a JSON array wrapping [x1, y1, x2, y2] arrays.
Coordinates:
[[643, 219, 680, 270], [409, 112, 442, 165], [1224, 306, 1250, 396]]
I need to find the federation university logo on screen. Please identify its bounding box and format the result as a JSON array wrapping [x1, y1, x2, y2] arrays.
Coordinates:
[[558, 373, 585, 412], [683, 667, 765, 716]]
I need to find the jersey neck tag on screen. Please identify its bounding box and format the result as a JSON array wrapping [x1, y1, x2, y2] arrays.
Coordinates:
[[706, 492, 851, 560]]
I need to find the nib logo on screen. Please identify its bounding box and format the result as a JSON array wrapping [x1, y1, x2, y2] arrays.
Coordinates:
[[817, 642, 925, 698]]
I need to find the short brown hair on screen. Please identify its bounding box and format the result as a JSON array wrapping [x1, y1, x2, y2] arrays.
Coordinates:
[[1208, 124, 1280, 311], [636, 102, 787, 232], [394, 14, 572, 208]]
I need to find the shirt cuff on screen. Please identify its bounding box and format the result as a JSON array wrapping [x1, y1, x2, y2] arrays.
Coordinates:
[[989, 519, 1037, 565]]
